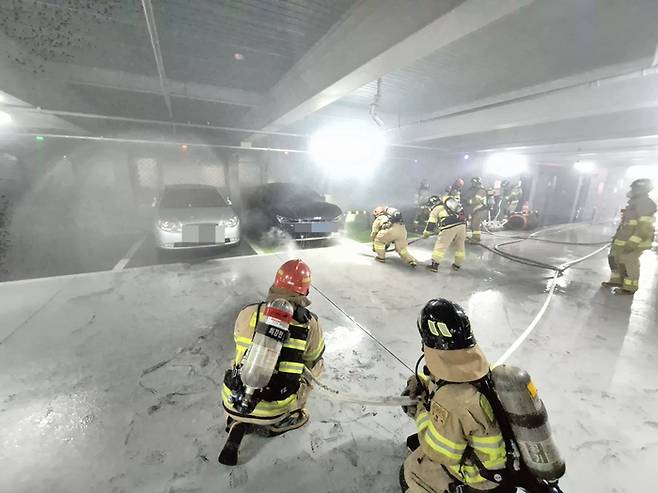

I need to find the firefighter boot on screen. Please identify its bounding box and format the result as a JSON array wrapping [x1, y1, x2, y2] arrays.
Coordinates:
[[426, 261, 439, 272], [451, 263, 461, 271], [601, 281, 622, 288], [375, 256, 386, 263], [408, 260, 417, 268]]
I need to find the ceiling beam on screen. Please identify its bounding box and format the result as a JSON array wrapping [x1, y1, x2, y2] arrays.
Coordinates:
[[389, 66, 658, 144], [53, 64, 264, 108], [243, 0, 534, 134]]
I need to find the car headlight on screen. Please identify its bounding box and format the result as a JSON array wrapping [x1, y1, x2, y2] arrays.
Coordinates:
[[276, 214, 293, 223], [158, 219, 181, 232], [226, 216, 239, 227]]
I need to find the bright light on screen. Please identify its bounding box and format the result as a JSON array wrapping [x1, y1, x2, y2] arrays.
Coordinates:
[[0, 111, 12, 125], [484, 152, 528, 177], [35, 135, 45, 142], [574, 160, 596, 174], [626, 164, 658, 181], [309, 123, 386, 177], [463, 153, 470, 160], [180, 144, 188, 151]]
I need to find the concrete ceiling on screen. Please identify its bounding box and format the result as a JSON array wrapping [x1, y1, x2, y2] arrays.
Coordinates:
[[1, 0, 658, 168]]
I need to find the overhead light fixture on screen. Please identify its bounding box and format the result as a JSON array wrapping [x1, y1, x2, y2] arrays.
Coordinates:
[[573, 160, 596, 174], [35, 135, 45, 142], [463, 153, 470, 160], [180, 144, 188, 151], [309, 123, 386, 178], [233, 53, 244, 61], [484, 152, 528, 177], [0, 111, 12, 126]]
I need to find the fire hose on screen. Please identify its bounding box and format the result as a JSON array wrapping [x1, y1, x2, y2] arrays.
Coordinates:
[[314, 224, 609, 406]]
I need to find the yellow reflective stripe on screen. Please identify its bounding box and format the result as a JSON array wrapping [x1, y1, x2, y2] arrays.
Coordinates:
[[278, 361, 305, 374], [471, 434, 504, 446], [373, 244, 386, 251], [399, 248, 409, 255], [416, 410, 430, 431], [235, 336, 252, 347], [423, 421, 467, 460], [613, 239, 626, 246], [627, 219, 638, 226], [249, 312, 258, 328], [222, 384, 297, 417], [448, 464, 487, 484], [639, 216, 655, 223], [283, 338, 306, 351], [639, 241, 652, 248], [305, 340, 325, 362], [623, 279, 639, 286], [454, 251, 465, 258], [628, 235, 642, 243]]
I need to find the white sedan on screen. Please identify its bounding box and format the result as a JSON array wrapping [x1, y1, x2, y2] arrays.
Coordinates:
[[153, 184, 240, 250]]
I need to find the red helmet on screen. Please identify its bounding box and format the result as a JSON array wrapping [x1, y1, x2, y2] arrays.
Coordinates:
[[273, 259, 311, 295]]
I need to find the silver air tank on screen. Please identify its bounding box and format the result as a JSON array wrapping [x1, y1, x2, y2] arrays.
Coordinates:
[[238, 298, 294, 413], [492, 365, 566, 481]]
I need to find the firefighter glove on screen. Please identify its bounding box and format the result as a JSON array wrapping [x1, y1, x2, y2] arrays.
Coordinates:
[[422, 230, 430, 239]]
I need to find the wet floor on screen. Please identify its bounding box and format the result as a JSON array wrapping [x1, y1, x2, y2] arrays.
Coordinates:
[[0, 224, 656, 493]]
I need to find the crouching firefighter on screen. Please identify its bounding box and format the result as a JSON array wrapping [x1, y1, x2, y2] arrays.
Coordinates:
[[372, 206, 418, 267], [400, 298, 566, 493], [423, 196, 466, 272], [219, 259, 325, 465]]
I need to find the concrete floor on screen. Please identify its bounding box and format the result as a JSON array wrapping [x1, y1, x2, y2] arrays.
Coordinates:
[[1, 224, 656, 493]]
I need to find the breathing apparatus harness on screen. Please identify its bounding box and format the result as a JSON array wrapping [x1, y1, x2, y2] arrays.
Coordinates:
[[409, 355, 565, 493], [224, 299, 312, 416]]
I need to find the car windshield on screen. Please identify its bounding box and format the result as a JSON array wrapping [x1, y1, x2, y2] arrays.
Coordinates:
[[266, 184, 322, 204], [160, 188, 226, 208]]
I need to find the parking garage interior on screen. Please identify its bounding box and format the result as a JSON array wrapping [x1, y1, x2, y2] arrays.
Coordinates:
[[1, 2, 658, 492]]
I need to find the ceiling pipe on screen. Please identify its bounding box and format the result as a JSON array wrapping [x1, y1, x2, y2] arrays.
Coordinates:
[[369, 78, 384, 127], [140, 0, 174, 122]]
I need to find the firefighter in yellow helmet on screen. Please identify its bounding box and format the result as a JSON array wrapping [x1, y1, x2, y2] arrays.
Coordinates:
[[372, 206, 418, 267], [601, 178, 656, 295], [423, 196, 466, 272], [467, 177, 488, 242], [219, 259, 325, 465], [400, 299, 506, 492]]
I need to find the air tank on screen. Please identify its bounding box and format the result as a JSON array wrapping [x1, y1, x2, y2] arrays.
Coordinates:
[[238, 298, 294, 413], [491, 365, 566, 481]]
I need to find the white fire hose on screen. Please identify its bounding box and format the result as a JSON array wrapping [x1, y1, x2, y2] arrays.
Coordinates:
[[304, 368, 418, 407]]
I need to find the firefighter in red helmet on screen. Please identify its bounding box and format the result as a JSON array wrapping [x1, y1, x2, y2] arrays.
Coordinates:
[[219, 259, 325, 465]]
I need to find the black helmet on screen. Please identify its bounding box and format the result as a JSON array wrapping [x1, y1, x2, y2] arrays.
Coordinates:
[[426, 195, 441, 208], [417, 299, 476, 350], [471, 177, 482, 187], [630, 178, 653, 194]]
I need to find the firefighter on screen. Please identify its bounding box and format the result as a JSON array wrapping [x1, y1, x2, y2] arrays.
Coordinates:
[[504, 180, 523, 216], [423, 195, 466, 272], [417, 179, 432, 207], [220, 260, 325, 460], [400, 299, 506, 492], [443, 178, 465, 202], [601, 179, 656, 295], [467, 177, 488, 242], [372, 206, 418, 267]]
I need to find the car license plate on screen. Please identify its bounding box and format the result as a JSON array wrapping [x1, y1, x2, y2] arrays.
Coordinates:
[[182, 224, 224, 243], [293, 222, 336, 233]]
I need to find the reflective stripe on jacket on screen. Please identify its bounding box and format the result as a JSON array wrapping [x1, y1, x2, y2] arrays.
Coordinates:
[[223, 297, 324, 418], [613, 195, 657, 250], [414, 383, 506, 490]]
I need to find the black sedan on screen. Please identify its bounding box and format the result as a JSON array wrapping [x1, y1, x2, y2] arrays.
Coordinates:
[[243, 182, 343, 242]]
